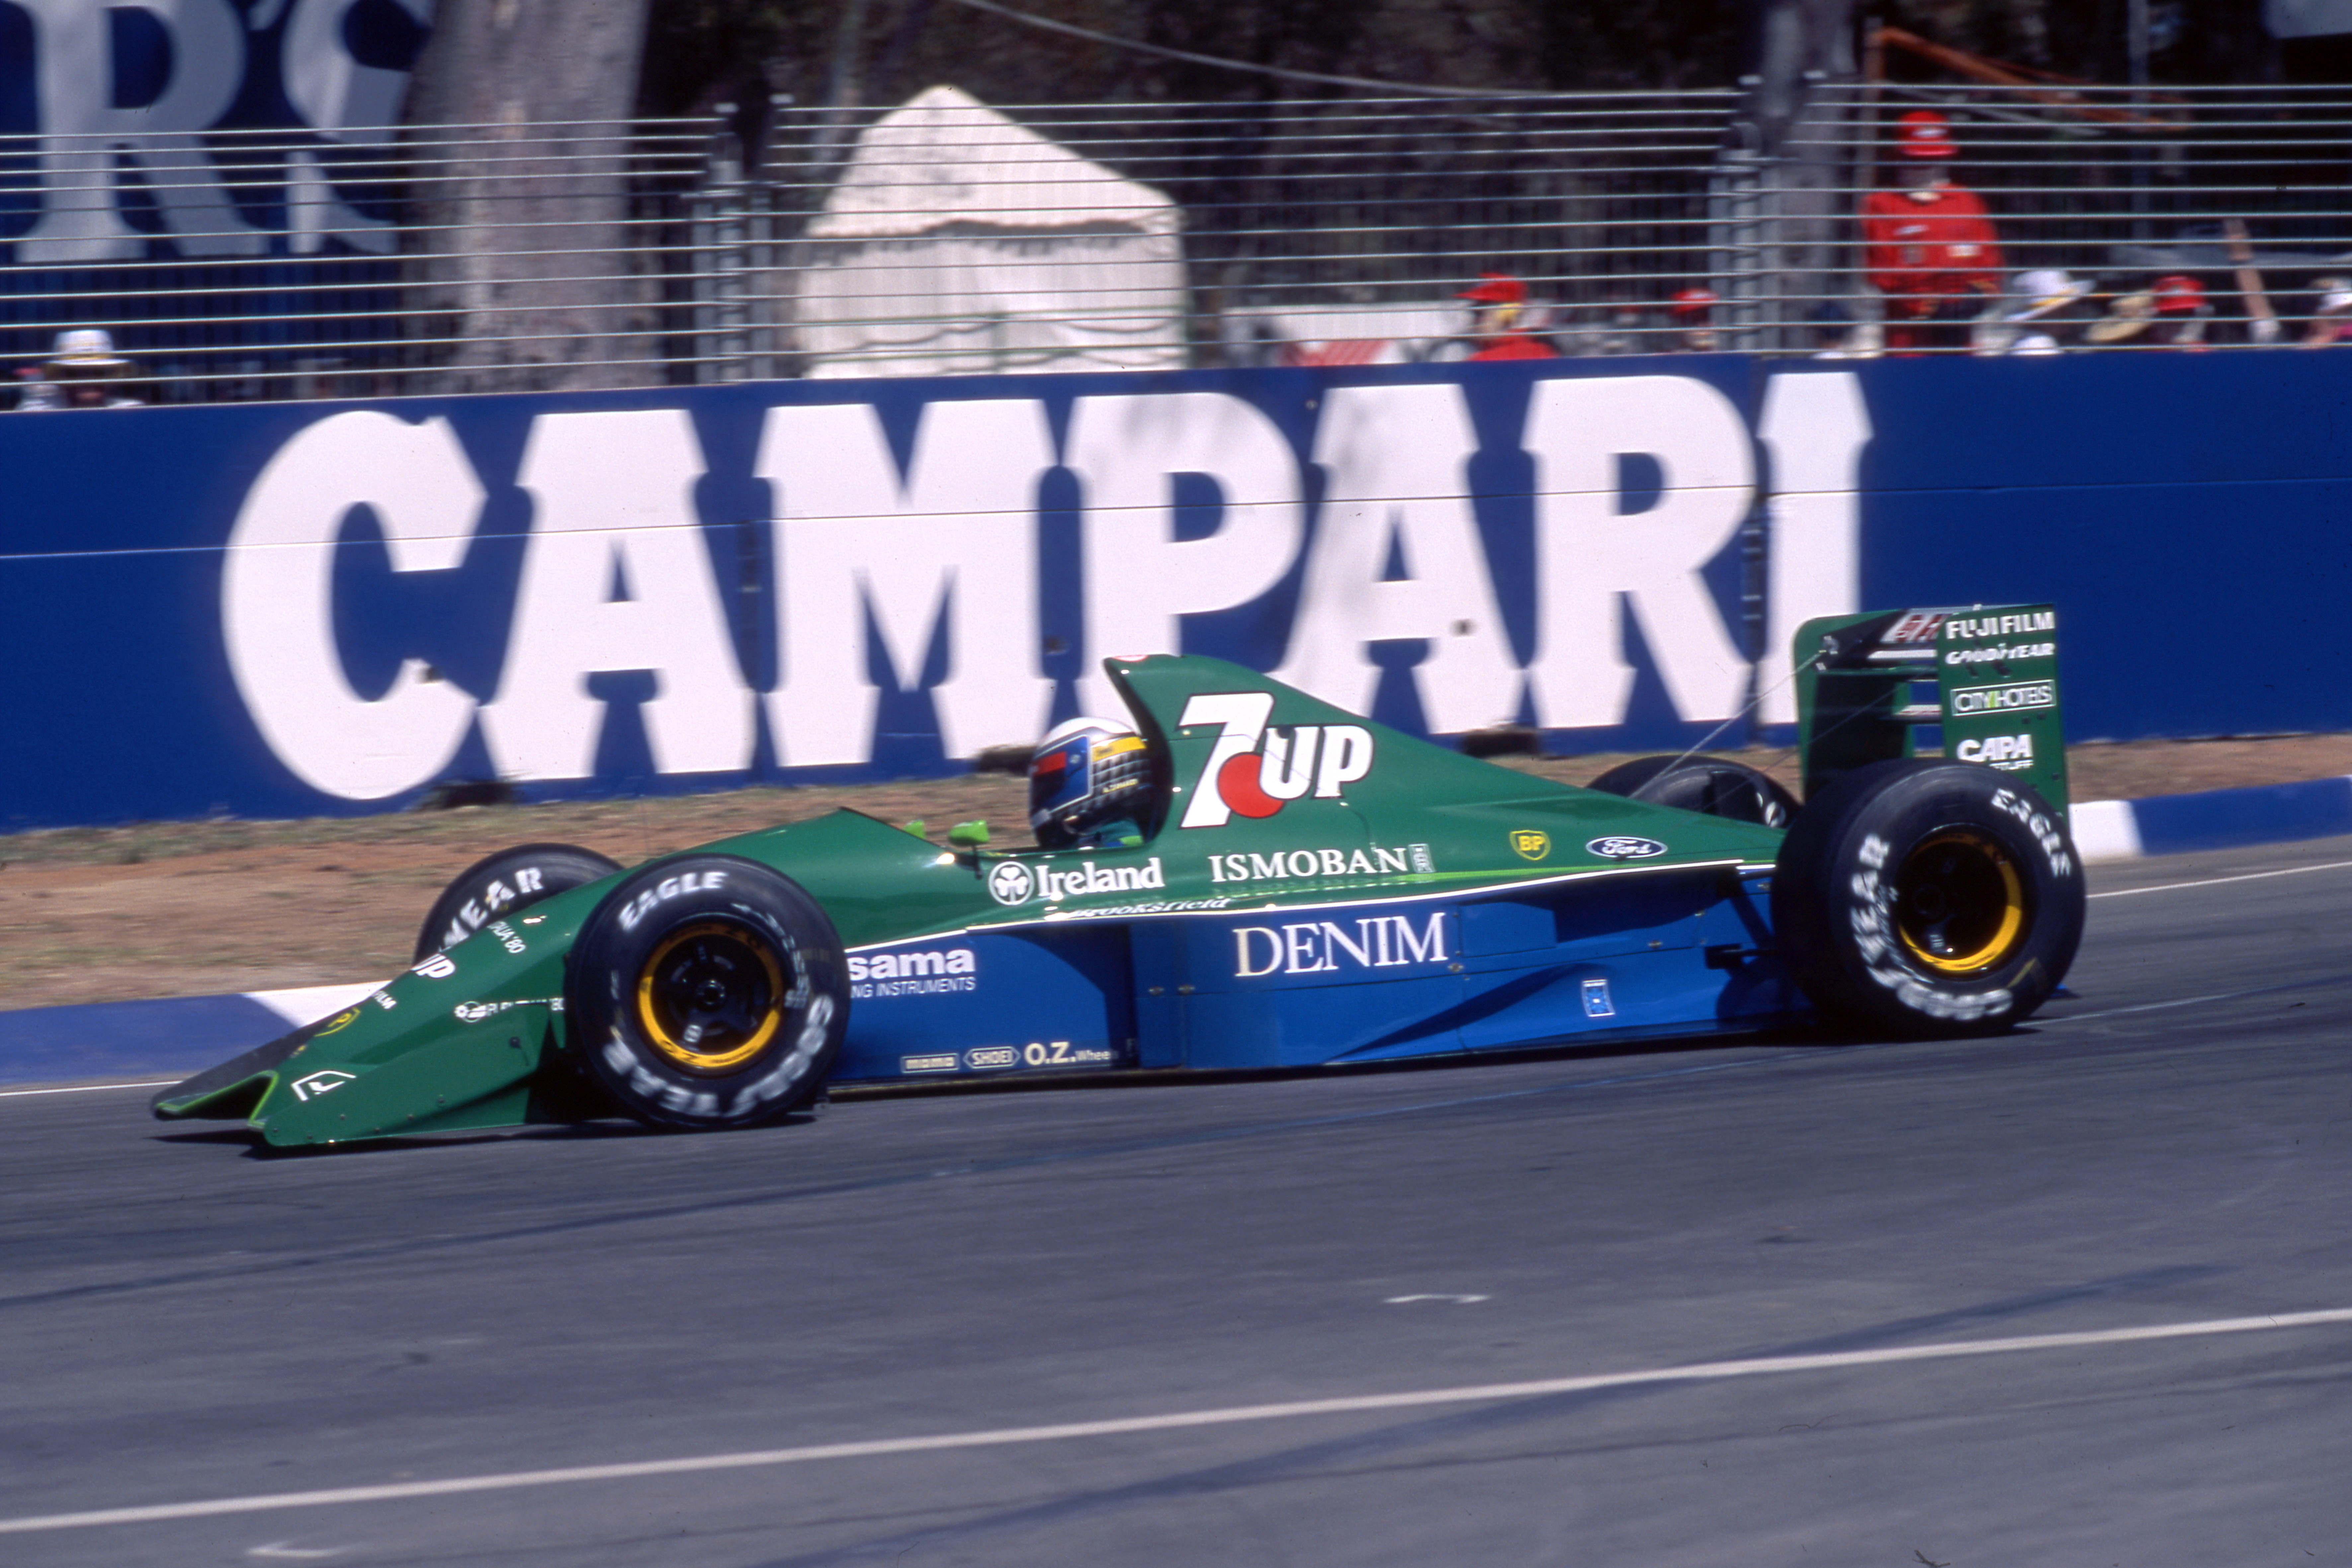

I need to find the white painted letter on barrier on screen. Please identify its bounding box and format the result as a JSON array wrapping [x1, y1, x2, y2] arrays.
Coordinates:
[[1064, 392, 1305, 716], [1523, 375, 1754, 729], [481, 410, 754, 781], [222, 410, 482, 800], [758, 399, 1055, 765], [284, 0, 434, 144], [13, 0, 262, 262], [1273, 382, 1520, 733], [282, 0, 434, 253], [1756, 371, 1871, 724]]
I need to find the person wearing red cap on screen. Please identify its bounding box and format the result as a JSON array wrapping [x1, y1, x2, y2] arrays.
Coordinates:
[[2149, 275, 2210, 350], [1669, 287, 1719, 352], [1458, 273, 1558, 361], [1859, 110, 2004, 354]]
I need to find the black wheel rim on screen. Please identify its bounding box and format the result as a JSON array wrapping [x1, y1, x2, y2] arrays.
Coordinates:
[[633, 920, 791, 1073], [1893, 829, 2028, 974]]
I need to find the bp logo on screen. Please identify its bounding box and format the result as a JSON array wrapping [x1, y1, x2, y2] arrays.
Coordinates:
[[1509, 829, 1550, 861], [1586, 836, 1668, 861], [986, 861, 1036, 906]]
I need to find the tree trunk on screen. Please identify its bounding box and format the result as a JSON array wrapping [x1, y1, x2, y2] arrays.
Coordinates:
[[402, 0, 655, 392], [1741, 0, 1860, 347]]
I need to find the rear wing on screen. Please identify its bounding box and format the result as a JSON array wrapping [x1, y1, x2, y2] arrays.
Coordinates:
[[1792, 605, 2067, 817]]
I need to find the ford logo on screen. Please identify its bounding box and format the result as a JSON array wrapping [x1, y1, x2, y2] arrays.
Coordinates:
[[1586, 835, 1667, 861]]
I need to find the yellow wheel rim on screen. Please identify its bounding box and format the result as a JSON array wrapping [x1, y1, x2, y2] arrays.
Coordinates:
[[1893, 829, 2027, 974], [634, 920, 787, 1073]]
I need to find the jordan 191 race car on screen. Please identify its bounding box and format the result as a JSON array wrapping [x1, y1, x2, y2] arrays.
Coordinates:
[[155, 604, 2082, 1150]]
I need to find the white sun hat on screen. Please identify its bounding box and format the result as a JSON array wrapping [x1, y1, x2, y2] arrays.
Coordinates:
[[2005, 269, 2091, 323]]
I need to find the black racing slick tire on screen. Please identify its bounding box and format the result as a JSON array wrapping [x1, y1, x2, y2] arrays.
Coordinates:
[[1770, 758, 2084, 1036], [414, 842, 624, 962], [1587, 755, 1800, 829], [566, 854, 848, 1131]]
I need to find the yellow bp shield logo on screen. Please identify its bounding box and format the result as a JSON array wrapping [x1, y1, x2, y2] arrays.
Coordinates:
[[1509, 829, 1550, 861]]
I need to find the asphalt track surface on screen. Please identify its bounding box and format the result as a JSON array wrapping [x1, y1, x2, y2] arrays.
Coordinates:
[[6, 840, 2352, 1566]]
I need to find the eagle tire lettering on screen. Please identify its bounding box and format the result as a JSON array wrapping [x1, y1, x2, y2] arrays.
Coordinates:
[[616, 869, 730, 934]]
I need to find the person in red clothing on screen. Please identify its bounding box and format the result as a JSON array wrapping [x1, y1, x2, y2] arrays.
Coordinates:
[[1669, 287, 1720, 352], [1459, 273, 1558, 361], [1860, 110, 2004, 353]]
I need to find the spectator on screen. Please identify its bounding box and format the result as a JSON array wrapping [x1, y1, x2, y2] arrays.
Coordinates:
[[2085, 291, 2157, 348], [1458, 274, 1558, 361], [1860, 109, 2004, 354], [2223, 220, 2283, 345], [1989, 268, 2091, 355], [2149, 275, 2211, 349], [34, 329, 143, 409], [1669, 287, 1719, 352], [2301, 278, 2352, 347], [13, 364, 60, 411]]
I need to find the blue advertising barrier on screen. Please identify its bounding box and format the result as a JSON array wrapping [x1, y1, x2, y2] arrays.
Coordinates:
[[1, 353, 2347, 831]]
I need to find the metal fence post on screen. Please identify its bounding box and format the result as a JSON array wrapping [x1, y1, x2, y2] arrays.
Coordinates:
[[1711, 138, 1767, 352], [713, 179, 752, 381]]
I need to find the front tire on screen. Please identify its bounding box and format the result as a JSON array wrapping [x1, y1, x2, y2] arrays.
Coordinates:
[[1770, 759, 2083, 1036], [567, 855, 848, 1130], [414, 842, 623, 962], [1587, 755, 1799, 828]]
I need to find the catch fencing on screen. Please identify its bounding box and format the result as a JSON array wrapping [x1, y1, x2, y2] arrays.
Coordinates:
[[8, 79, 2352, 396], [0, 118, 718, 400]]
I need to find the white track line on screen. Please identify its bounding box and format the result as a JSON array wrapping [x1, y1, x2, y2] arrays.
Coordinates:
[[0, 1081, 176, 1100], [2091, 858, 2352, 900], [2046, 993, 2246, 1024], [5, 1305, 2348, 1537]]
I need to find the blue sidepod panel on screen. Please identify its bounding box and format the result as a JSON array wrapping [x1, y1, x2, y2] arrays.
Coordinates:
[[1004, 871, 1804, 1078], [830, 870, 1800, 1086], [1454, 872, 1798, 1053], [832, 926, 1138, 1083]]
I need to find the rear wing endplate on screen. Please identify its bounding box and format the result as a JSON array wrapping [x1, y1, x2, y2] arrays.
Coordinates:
[[1792, 605, 2067, 817]]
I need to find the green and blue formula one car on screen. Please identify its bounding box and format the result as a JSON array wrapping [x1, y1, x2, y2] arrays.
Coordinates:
[[156, 604, 2081, 1150]]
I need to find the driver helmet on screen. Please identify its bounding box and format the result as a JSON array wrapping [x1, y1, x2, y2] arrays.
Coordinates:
[[1029, 717, 1153, 849]]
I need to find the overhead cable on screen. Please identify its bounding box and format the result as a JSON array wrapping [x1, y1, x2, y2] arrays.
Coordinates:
[[941, 0, 1553, 99]]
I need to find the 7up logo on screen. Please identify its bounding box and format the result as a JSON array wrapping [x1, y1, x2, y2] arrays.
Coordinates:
[[1176, 692, 1375, 829]]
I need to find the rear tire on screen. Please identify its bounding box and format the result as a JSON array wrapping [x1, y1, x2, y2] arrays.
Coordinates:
[[1770, 759, 2083, 1036], [414, 842, 622, 962], [567, 855, 848, 1131], [1587, 755, 1799, 828]]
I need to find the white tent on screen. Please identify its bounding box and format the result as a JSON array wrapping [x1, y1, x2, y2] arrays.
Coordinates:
[[792, 86, 1189, 378]]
